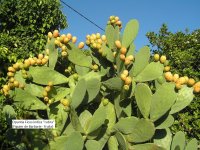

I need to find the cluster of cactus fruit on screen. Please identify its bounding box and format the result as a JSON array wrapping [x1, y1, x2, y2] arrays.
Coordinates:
[[1, 16, 199, 150], [153, 54, 200, 92]]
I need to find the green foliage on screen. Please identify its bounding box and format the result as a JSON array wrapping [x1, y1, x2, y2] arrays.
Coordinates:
[[146, 24, 200, 140], [1, 17, 199, 150]]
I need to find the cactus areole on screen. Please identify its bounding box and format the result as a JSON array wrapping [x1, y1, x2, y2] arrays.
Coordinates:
[[1, 16, 198, 150]]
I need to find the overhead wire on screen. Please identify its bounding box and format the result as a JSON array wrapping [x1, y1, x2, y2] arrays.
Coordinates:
[[60, 0, 105, 32]]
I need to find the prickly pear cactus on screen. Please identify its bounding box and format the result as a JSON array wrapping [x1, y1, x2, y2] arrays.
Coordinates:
[[1, 16, 199, 150]]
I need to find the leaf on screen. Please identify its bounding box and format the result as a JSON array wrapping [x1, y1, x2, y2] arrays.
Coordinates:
[[108, 136, 119, 150], [156, 115, 174, 129], [49, 132, 84, 150], [171, 131, 185, 150], [24, 83, 43, 97], [14, 88, 47, 110], [135, 83, 152, 118], [170, 86, 194, 114], [115, 132, 128, 150], [85, 140, 101, 150], [68, 46, 92, 67], [86, 106, 107, 134], [122, 19, 139, 48], [132, 46, 150, 76], [132, 143, 166, 150], [83, 72, 101, 102], [154, 128, 172, 150], [46, 38, 57, 69], [79, 110, 92, 131], [185, 138, 198, 150], [75, 65, 90, 76], [150, 83, 177, 121], [29, 66, 68, 85], [113, 116, 139, 134], [126, 119, 155, 143], [70, 107, 85, 133], [102, 77, 123, 91], [135, 62, 164, 82], [105, 25, 119, 49], [49, 87, 70, 102], [102, 44, 114, 62], [71, 78, 87, 108]]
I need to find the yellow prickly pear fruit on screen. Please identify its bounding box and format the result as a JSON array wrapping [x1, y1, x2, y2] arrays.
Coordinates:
[[175, 83, 182, 90], [164, 66, 170, 72], [126, 55, 134, 61], [187, 78, 195, 86], [122, 70, 129, 76], [154, 54, 160, 61], [193, 86, 200, 93], [61, 99, 70, 106], [173, 74, 179, 82], [67, 33, 72, 40], [120, 54, 125, 61], [48, 32, 53, 38], [164, 72, 173, 82], [101, 35, 106, 41], [93, 64, 99, 71], [72, 36, 77, 43], [120, 47, 127, 55], [120, 74, 127, 81], [8, 67, 16, 73], [78, 42, 85, 49], [184, 76, 189, 83], [115, 40, 122, 49], [53, 30, 59, 38], [61, 51, 68, 57], [13, 80, 19, 87], [160, 55, 167, 64], [124, 58, 131, 65], [176, 77, 186, 85], [123, 85, 130, 91], [125, 76, 132, 85]]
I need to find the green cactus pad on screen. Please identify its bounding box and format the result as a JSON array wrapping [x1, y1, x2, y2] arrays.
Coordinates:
[[105, 25, 119, 49], [115, 132, 128, 150], [48, 87, 70, 102], [102, 44, 115, 63], [75, 65, 90, 76], [70, 107, 85, 133], [24, 83, 44, 97], [29, 66, 68, 85], [86, 106, 107, 134], [155, 115, 174, 129], [85, 140, 101, 150], [135, 83, 152, 118], [113, 116, 138, 134], [3, 105, 16, 119], [14, 88, 47, 110], [79, 110, 92, 131], [170, 86, 194, 114], [171, 131, 185, 150], [132, 143, 166, 150], [150, 83, 177, 121], [132, 46, 150, 76], [122, 19, 139, 48], [46, 38, 57, 69], [68, 46, 92, 68], [126, 119, 155, 143], [71, 78, 87, 108], [49, 132, 84, 150], [185, 138, 198, 150], [108, 136, 119, 150], [135, 62, 164, 82], [153, 128, 172, 150], [102, 77, 123, 91]]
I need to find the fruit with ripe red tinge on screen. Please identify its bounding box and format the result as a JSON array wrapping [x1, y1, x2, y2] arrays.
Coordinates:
[[120, 47, 127, 54], [125, 76, 132, 85], [53, 30, 59, 38], [187, 78, 195, 86], [124, 58, 131, 65], [72, 36, 77, 43], [164, 72, 173, 82], [78, 42, 85, 49], [120, 54, 125, 61]]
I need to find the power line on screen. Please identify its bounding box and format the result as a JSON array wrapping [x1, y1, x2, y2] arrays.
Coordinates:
[[60, 0, 105, 32]]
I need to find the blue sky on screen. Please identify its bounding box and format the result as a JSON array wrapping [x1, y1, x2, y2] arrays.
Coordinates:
[[60, 0, 200, 50]]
